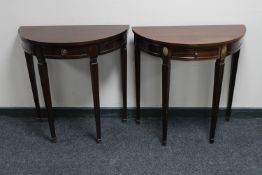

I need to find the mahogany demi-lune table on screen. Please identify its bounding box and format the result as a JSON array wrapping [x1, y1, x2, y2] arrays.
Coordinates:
[[133, 25, 246, 145], [19, 25, 129, 143]]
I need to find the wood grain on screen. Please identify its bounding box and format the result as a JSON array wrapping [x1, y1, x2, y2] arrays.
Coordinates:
[[19, 25, 129, 45], [133, 25, 246, 46]]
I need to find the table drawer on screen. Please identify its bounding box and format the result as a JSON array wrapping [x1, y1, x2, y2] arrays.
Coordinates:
[[43, 46, 88, 59], [172, 48, 219, 60]]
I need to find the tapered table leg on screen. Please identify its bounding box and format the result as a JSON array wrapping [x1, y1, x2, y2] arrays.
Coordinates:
[[226, 50, 240, 121], [89, 47, 101, 143], [135, 40, 141, 124], [121, 44, 127, 122], [37, 55, 56, 143], [162, 47, 171, 146], [25, 52, 41, 119], [209, 58, 225, 144]]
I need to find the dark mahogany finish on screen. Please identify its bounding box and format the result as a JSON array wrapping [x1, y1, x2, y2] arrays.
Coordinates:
[[19, 25, 129, 143], [133, 25, 246, 145]]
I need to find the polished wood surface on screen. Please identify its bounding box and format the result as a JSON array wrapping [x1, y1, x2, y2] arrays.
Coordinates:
[[133, 25, 246, 145], [19, 25, 128, 143], [133, 25, 246, 46], [19, 25, 129, 45]]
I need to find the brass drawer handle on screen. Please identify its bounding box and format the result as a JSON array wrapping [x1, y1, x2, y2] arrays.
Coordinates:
[[195, 52, 198, 56], [61, 49, 68, 56]]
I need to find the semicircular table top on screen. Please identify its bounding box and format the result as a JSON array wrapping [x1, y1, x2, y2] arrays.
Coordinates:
[[19, 25, 129, 45], [132, 25, 246, 46]]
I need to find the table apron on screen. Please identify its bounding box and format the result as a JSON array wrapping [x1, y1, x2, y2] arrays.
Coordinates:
[[22, 34, 127, 59], [136, 36, 242, 60]]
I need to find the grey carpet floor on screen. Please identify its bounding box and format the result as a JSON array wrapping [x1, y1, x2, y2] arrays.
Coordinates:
[[0, 112, 261, 175]]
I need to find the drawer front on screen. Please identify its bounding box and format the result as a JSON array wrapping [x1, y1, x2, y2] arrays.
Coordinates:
[[43, 46, 89, 59], [172, 48, 219, 60], [41, 35, 126, 59]]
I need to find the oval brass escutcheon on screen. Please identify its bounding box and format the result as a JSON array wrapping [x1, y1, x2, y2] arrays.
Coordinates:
[[61, 49, 68, 56], [162, 47, 168, 57]]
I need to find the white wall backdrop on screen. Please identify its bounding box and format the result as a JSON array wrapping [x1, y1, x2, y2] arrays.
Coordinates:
[[0, 0, 262, 107]]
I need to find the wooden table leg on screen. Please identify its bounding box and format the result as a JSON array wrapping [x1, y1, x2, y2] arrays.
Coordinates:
[[162, 47, 171, 146], [25, 52, 41, 120], [121, 44, 127, 122], [226, 50, 240, 121], [36, 55, 56, 143], [89, 47, 101, 143], [209, 58, 225, 144], [135, 40, 141, 124]]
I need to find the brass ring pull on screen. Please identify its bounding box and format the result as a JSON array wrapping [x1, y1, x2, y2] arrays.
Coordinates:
[[61, 49, 68, 56], [195, 52, 198, 56]]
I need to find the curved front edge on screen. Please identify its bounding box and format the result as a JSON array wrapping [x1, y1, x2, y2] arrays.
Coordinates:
[[135, 35, 162, 57], [226, 39, 243, 55], [99, 31, 127, 55]]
